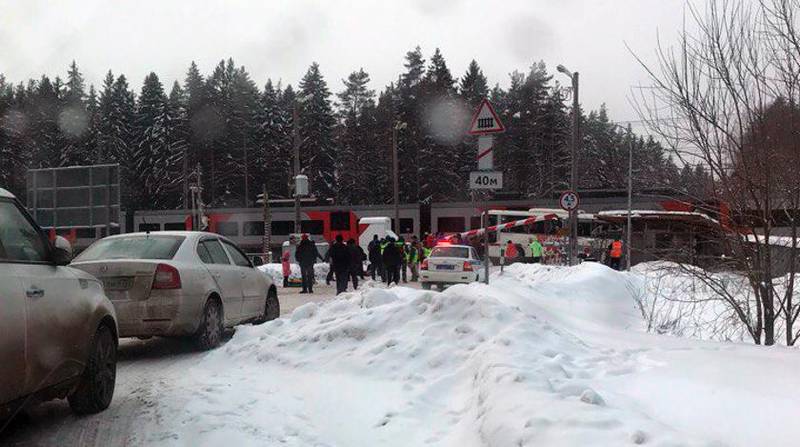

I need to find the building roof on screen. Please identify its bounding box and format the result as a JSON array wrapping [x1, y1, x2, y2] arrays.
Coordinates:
[[596, 210, 721, 226]]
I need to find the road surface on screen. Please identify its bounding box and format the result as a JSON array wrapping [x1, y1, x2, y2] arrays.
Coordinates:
[[0, 281, 384, 446]]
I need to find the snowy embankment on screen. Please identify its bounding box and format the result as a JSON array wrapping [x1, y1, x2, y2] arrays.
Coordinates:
[[142, 263, 800, 446], [258, 262, 330, 286]]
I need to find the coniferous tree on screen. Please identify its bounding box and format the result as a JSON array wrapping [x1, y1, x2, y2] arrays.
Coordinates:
[[418, 48, 461, 202], [457, 60, 490, 190], [60, 61, 90, 165], [396, 46, 426, 203], [256, 80, 292, 199], [107, 74, 136, 209], [0, 75, 27, 196], [134, 72, 169, 209], [165, 81, 190, 208], [276, 84, 298, 197], [298, 63, 336, 199], [335, 68, 375, 204]]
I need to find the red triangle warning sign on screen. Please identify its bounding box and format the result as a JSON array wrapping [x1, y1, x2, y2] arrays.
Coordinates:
[[467, 98, 505, 135]]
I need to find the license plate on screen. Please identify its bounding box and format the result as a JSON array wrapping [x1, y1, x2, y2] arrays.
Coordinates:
[[103, 277, 133, 291], [436, 265, 455, 270]]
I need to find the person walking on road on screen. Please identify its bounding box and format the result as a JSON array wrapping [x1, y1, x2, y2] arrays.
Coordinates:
[[329, 235, 351, 294], [324, 239, 335, 286], [608, 237, 623, 271], [397, 237, 408, 283], [504, 240, 518, 265], [382, 236, 402, 286], [347, 238, 364, 290], [407, 240, 421, 282], [368, 235, 382, 281], [296, 234, 322, 294], [281, 249, 291, 287], [529, 237, 544, 264]]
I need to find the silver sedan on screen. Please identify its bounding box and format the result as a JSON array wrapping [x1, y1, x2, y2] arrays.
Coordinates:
[[71, 231, 279, 350]]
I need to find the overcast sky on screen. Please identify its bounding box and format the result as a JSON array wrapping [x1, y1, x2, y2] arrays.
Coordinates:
[[0, 0, 689, 125]]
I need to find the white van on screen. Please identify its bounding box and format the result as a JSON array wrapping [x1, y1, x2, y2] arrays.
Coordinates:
[[358, 217, 399, 247]]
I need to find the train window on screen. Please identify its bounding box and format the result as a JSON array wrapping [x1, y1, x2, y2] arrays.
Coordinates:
[[76, 227, 96, 238], [391, 218, 414, 234], [216, 221, 239, 237], [139, 223, 161, 232], [244, 221, 264, 236], [301, 220, 324, 235], [164, 222, 186, 231], [437, 217, 465, 233], [272, 221, 293, 236], [330, 211, 350, 231]]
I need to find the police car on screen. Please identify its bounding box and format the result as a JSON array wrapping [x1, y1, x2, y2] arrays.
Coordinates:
[[420, 244, 485, 290]]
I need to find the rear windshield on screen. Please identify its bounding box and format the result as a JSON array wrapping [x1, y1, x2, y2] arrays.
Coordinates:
[[430, 246, 469, 259], [75, 236, 184, 261]]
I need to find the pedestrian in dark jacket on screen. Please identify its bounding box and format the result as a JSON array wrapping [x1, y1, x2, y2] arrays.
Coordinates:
[[329, 235, 351, 294], [368, 235, 383, 280], [382, 237, 402, 286], [324, 239, 335, 285], [295, 234, 321, 293], [347, 239, 364, 289]]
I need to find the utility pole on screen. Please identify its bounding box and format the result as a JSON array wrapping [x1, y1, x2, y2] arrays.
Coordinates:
[[626, 135, 633, 270], [557, 65, 580, 266], [293, 102, 301, 234], [182, 147, 188, 210], [392, 123, 400, 234], [243, 134, 250, 207], [262, 183, 272, 262]]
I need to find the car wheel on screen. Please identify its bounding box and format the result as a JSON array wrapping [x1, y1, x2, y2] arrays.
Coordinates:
[[193, 299, 223, 350], [68, 324, 117, 415], [255, 288, 280, 324], [421, 282, 431, 290]]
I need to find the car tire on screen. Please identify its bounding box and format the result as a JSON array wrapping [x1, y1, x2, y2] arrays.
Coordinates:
[[68, 324, 117, 415], [422, 282, 431, 290], [255, 288, 280, 324], [193, 299, 223, 350]]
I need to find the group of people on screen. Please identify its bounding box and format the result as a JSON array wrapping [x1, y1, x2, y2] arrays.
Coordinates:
[[503, 237, 544, 264], [284, 233, 433, 296], [366, 234, 426, 287]]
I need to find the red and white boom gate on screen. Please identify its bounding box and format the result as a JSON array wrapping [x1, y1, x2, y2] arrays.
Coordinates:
[[455, 212, 561, 240]]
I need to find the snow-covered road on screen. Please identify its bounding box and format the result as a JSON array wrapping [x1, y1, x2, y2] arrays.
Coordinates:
[[0, 283, 345, 446], [3, 265, 800, 446]]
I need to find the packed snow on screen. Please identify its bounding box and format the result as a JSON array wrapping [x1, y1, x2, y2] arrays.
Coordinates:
[[136, 263, 800, 446]]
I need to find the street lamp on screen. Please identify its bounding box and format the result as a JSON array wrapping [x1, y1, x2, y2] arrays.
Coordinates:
[[611, 123, 635, 271], [557, 64, 580, 266], [392, 121, 407, 234]]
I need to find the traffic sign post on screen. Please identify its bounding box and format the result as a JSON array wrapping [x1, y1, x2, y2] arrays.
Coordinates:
[[470, 171, 503, 189], [559, 190, 579, 211], [559, 190, 580, 266], [467, 98, 505, 285]]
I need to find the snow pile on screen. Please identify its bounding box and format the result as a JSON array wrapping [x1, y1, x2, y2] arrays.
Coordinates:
[[139, 263, 800, 446], [258, 262, 330, 286]]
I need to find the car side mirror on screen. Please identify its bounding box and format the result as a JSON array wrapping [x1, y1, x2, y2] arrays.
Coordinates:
[[252, 256, 264, 267], [52, 236, 73, 266]]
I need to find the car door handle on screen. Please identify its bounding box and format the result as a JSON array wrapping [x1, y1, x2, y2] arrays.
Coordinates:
[[240, 272, 247, 279], [26, 287, 45, 298]]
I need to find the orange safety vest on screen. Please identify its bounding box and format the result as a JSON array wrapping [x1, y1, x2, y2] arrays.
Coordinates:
[[505, 243, 518, 259], [610, 240, 623, 258]]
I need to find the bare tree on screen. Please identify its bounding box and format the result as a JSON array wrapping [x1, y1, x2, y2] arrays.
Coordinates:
[[632, 0, 800, 345]]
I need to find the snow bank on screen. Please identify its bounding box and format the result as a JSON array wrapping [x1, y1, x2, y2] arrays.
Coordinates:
[[258, 262, 330, 286], [140, 263, 800, 446]]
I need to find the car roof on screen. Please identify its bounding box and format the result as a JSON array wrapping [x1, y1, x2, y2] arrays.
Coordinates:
[[433, 244, 472, 249], [0, 187, 15, 199], [102, 231, 220, 241]]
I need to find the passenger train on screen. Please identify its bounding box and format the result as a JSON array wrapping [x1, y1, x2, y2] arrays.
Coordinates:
[[48, 190, 684, 258]]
